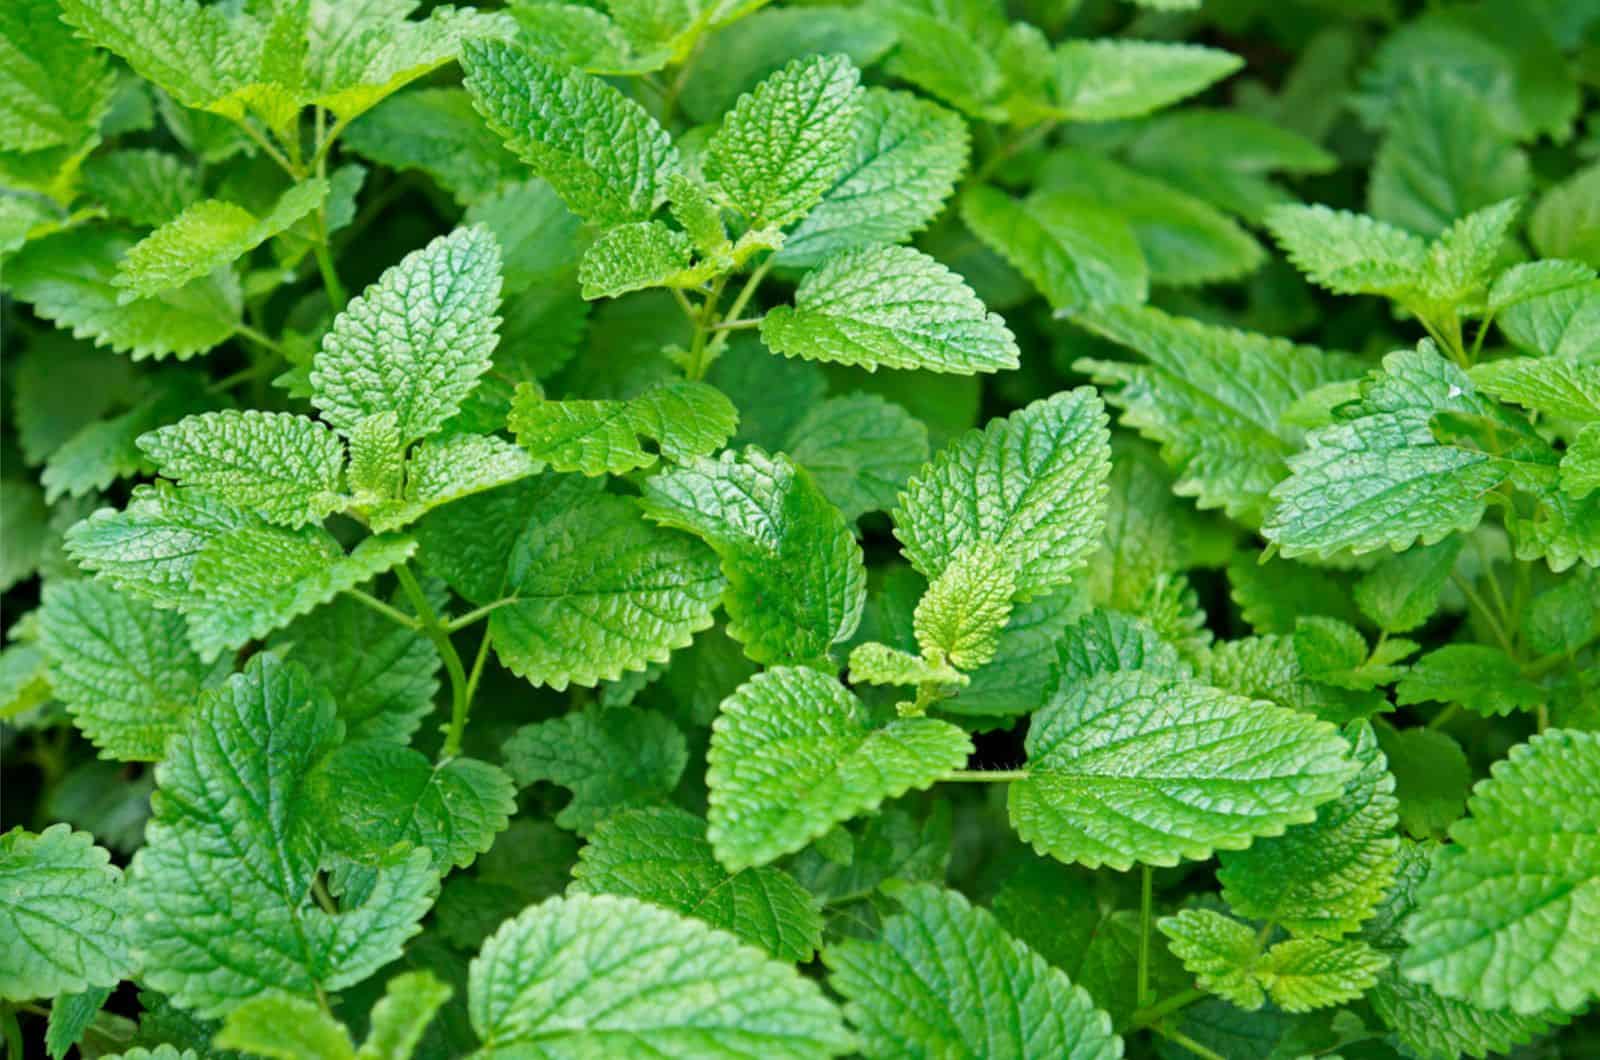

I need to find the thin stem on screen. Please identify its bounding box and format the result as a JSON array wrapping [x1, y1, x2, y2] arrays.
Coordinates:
[[1155, 1026, 1228, 1060], [466, 626, 494, 706], [311, 876, 338, 915], [660, 34, 708, 127], [972, 119, 1060, 184], [308, 113, 354, 172], [670, 286, 698, 322], [232, 117, 300, 178], [1131, 988, 1206, 1029], [1137, 865, 1154, 1008], [684, 273, 729, 382], [234, 322, 288, 357], [342, 588, 419, 630], [710, 316, 763, 332], [1450, 571, 1517, 657], [1427, 702, 1462, 730], [445, 597, 519, 633], [938, 768, 1028, 782], [393, 564, 474, 760], [703, 258, 773, 362], [313, 229, 347, 308], [1255, 919, 1276, 949]]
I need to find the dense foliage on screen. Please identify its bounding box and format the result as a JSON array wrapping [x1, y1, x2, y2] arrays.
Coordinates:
[[3, 0, 1600, 1056]]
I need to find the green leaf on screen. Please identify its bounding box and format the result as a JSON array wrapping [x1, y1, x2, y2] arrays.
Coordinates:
[[1010, 670, 1357, 870], [509, 381, 738, 476], [504, 706, 687, 833], [312, 225, 503, 443], [468, 893, 852, 1055], [1376, 726, 1472, 841], [1052, 609, 1189, 687], [0, 824, 128, 1002], [572, 806, 824, 961], [41, 372, 216, 503], [1075, 304, 1356, 526], [1159, 910, 1387, 1013], [846, 641, 963, 689], [1395, 644, 1543, 717], [641, 449, 866, 668], [267, 592, 439, 745], [0, 0, 115, 153], [1052, 40, 1241, 121], [707, 666, 971, 871], [65, 484, 416, 660], [1036, 148, 1263, 287], [1365, 841, 1556, 1059], [824, 883, 1123, 1059], [1531, 164, 1600, 268], [11, 335, 139, 467], [1470, 356, 1600, 421], [309, 742, 515, 873], [1218, 722, 1399, 937], [578, 219, 702, 299], [761, 244, 1018, 375], [1265, 203, 1428, 299], [961, 186, 1147, 311], [58, 0, 258, 112], [45, 987, 111, 1060], [1563, 424, 1600, 499], [1263, 345, 1509, 559], [1369, 70, 1532, 237], [705, 54, 863, 229], [113, 181, 326, 298], [342, 88, 522, 206], [893, 389, 1110, 600], [7, 227, 241, 361], [36, 580, 229, 762], [912, 542, 1016, 672], [127, 654, 438, 1019], [215, 995, 354, 1060], [0, 480, 49, 592], [356, 971, 452, 1060], [136, 410, 347, 528], [784, 395, 929, 523], [1402, 729, 1600, 1012], [488, 493, 722, 688], [510, 2, 662, 76], [461, 39, 677, 226], [1354, 537, 1463, 634], [776, 88, 969, 269]]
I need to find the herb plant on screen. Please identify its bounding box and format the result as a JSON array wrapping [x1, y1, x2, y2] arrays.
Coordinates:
[[3, 0, 1599, 1057]]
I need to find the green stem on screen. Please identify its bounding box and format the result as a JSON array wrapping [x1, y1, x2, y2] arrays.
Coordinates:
[[684, 273, 730, 381], [466, 626, 494, 706], [311, 876, 338, 915], [342, 588, 419, 630], [2, 1008, 23, 1060], [972, 119, 1060, 185], [313, 230, 347, 308], [234, 322, 288, 357], [1155, 1026, 1228, 1060], [1427, 702, 1462, 730], [1131, 988, 1207, 1029], [938, 769, 1028, 782], [703, 258, 773, 362], [1137, 865, 1155, 1008], [393, 564, 473, 760], [445, 597, 519, 633], [232, 117, 300, 178], [1450, 571, 1517, 658]]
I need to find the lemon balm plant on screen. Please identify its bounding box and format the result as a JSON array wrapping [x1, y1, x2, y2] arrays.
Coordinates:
[[3, 0, 1600, 1056]]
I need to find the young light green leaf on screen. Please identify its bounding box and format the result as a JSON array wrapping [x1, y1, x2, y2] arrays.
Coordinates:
[[962, 186, 1147, 311], [1158, 908, 1268, 1009], [578, 220, 702, 299], [504, 706, 687, 834], [461, 40, 677, 226], [825, 883, 1123, 1060], [761, 244, 1018, 375], [1218, 722, 1400, 937], [468, 893, 852, 1056], [127, 654, 439, 1019], [1563, 424, 1600, 498], [1470, 357, 1600, 421], [510, 381, 738, 476], [1403, 729, 1600, 1013], [846, 641, 964, 690], [1011, 669, 1357, 870], [707, 666, 971, 871], [309, 742, 516, 872], [215, 995, 355, 1060], [1263, 345, 1510, 559], [913, 542, 1016, 672], [705, 53, 863, 229], [355, 971, 452, 1060], [894, 389, 1110, 600], [777, 88, 969, 269], [136, 410, 346, 528], [7, 227, 242, 361], [36, 580, 229, 761], [312, 226, 502, 442], [367, 433, 538, 533], [572, 806, 824, 962], [641, 449, 866, 668], [1265, 203, 1428, 298], [1052, 41, 1241, 121], [488, 493, 722, 689], [1074, 304, 1357, 526], [0, 824, 128, 1002], [113, 181, 326, 299]]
